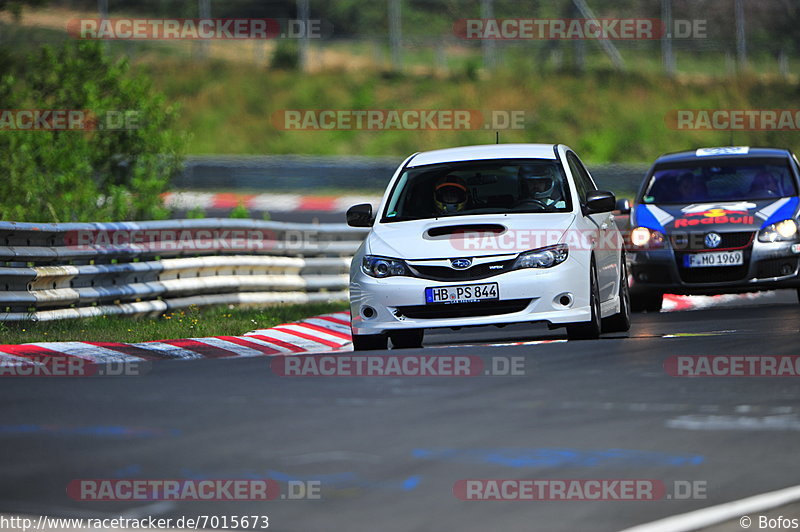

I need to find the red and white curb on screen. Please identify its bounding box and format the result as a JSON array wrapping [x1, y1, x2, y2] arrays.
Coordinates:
[[0, 293, 772, 364], [662, 292, 770, 312], [162, 192, 381, 213], [0, 312, 353, 364]]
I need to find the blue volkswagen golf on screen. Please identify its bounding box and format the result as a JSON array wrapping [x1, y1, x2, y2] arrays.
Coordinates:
[[625, 146, 800, 311]]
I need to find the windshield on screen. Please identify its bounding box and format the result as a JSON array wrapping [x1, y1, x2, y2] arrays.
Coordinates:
[[641, 157, 798, 204], [381, 159, 572, 222]]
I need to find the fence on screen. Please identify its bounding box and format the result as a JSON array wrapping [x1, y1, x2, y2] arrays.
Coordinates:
[[0, 219, 368, 322], [27, 0, 800, 78]]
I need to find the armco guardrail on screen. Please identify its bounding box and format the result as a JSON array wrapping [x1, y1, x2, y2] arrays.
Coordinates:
[[0, 219, 368, 322], [174, 155, 649, 195]]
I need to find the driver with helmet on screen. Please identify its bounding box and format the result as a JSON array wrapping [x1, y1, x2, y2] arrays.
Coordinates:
[[517, 164, 557, 207], [434, 175, 470, 214]]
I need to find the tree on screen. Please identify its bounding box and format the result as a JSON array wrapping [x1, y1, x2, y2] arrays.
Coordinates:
[[0, 41, 186, 222]]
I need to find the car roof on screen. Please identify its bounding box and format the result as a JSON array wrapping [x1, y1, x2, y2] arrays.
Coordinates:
[[407, 143, 559, 167], [654, 146, 793, 164]]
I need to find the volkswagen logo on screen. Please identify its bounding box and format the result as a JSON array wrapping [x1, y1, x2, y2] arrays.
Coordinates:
[[704, 232, 722, 249], [450, 258, 473, 270]]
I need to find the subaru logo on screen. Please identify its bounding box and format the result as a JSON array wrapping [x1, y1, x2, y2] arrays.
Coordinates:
[[450, 258, 472, 270], [705, 232, 722, 248]]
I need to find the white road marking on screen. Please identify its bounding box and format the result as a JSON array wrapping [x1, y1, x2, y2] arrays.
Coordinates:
[[666, 414, 800, 431], [618, 483, 800, 532]]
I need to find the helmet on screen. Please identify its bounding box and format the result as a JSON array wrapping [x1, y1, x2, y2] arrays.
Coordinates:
[[518, 165, 555, 201], [434, 175, 469, 214]]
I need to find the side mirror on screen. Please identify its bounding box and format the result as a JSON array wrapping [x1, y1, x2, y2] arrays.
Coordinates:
[[585, 190, 616, 214], [346, 203, 374, 227], [615, 198, 632, 215]]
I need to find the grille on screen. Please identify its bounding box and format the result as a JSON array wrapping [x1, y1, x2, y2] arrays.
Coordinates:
[[669, 231, 755, 251], [396, 299, 531, 319], [677, 265, 749, 283], [756, 258, 799, 279], [409, 258, 516, 281]]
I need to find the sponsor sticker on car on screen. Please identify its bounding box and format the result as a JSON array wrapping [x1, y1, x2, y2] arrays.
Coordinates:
[[695, 146, 750, 157]]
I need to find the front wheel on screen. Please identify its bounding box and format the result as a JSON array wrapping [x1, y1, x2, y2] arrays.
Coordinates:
[[351, 332, 387, 351], [602, 257, 631, 333], [566, 261, 602, 341]]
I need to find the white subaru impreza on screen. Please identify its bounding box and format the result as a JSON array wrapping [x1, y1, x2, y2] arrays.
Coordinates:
[[346, 144, 630, 350]]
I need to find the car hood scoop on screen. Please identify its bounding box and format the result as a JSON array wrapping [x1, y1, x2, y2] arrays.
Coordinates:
[[367, 213, 576, 259], [426, 224, 506, 239]]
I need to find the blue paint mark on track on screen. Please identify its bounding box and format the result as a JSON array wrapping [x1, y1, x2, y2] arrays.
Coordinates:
[[178, 467, 421, 492]]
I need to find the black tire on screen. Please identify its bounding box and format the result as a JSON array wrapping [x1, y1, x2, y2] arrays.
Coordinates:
[[351, 332, 387, 351], [389, 329, 424, 349], [566, 260, 602, 341], [630, 292, 663, 313], [797, 288, 800, 304], [602, 255, 631, 333]]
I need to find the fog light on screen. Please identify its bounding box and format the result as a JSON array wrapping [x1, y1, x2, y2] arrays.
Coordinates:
[[361, 306, 376, 319], [781, 264, 794, 276], [638, 272, 649, 282], [554, 293, 573, 308]]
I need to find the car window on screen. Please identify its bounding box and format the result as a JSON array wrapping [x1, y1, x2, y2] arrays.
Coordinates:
[[566, 152, 591, 203], [641, 157, 798, 204], [380, 159, 572, 223]]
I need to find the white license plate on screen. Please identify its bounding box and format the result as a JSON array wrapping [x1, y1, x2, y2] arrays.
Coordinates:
[[425, 283, 499, 304], [683, 251, 744, 268]]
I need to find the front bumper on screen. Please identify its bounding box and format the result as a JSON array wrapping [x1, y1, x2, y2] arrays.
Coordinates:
[[349, 257, 591, 335], [628, 238, 800, 296]]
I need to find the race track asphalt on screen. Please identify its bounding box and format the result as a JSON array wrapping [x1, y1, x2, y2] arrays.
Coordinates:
[[1, 290, 799, 531]]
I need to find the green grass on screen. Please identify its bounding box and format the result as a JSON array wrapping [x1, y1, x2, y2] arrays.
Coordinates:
[[134, 59, 800, 163], [0, 302, 348, 345], [5, 12, 800, 164]]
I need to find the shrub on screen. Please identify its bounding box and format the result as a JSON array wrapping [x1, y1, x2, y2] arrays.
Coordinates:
[[0, 41, 186, 222]]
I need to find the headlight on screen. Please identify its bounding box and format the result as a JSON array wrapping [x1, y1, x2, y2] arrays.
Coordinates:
[[512, 244, 569, 269], [629, 227, 665, 249], [758, 219, 798, 243], [361, 255, 410, 278]]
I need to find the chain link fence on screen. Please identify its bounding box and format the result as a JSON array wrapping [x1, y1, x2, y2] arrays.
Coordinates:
[[25, 0, 798, 77]]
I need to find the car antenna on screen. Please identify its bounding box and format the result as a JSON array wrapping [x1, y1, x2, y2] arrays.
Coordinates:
[[729, 130, 734, 146], [496, 131, 500, 144]]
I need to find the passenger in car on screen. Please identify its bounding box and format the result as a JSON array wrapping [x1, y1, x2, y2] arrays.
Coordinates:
[[750, 171, 781, 197]]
